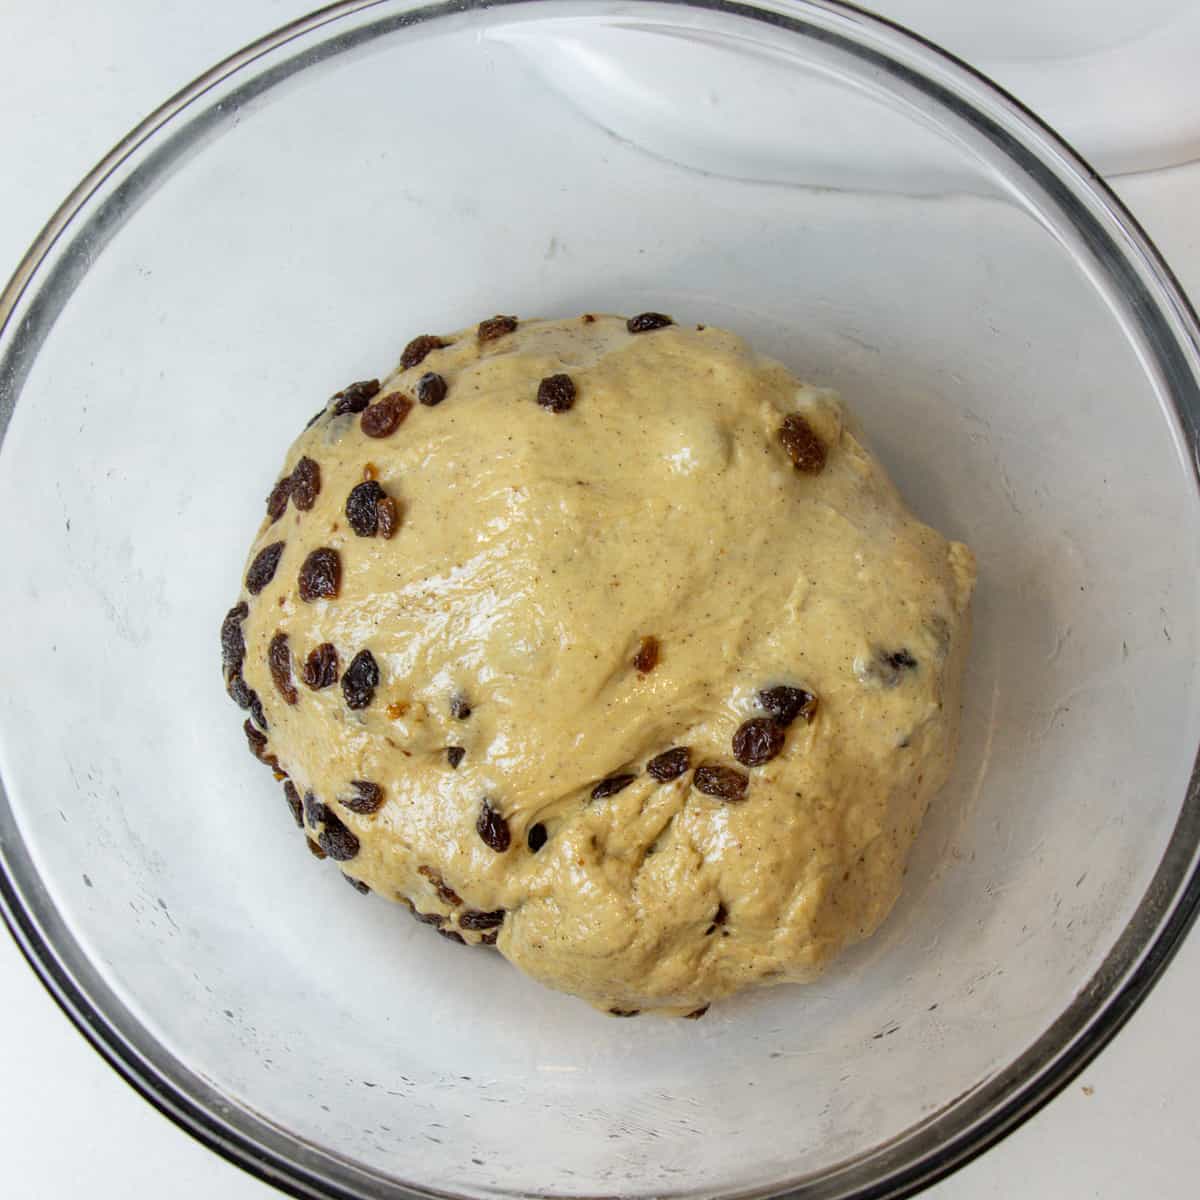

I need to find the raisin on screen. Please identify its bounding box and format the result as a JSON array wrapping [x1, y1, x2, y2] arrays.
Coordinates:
[[591, 773, 637, 800], [344, 875, 371, 895], [346, 480, 386, 537], [220, 602, 248, 675], [632, 635, 660, 674], [536, 373, 576, 413], [243, 719, 271, 762], [478, 314, 517, 342], [693, 764, 749, 801], [412, 909, 445, 927], [418, 865, 462, 906], [438, 929, 467, 945], [331, 379, 381, 415], [318, 810, 360, 861], [732, 718, 785, 767], [683, 1005, 710, 1020], [361, 392, 412, 438], [399, 335, 445, 369], [527, 822, 548, 853], [341, 649, 379, 709], [609, 1008, 640, 1017], [779, 412, 826, 474], [758, 685, 817, 727], [298, 547, 340, 602], [246, 541, 285, 595], [290, 456, 321, 510], [476, 799, 511, 853], [283, 781, 304, 828], [582, 314, 596, 324], [376, 497, 399, 539], [647, 747, 690, 782], [626, 312, 673, 333], [450, 693, 472, 720], [302, 642, 339, 690], [342, 780, 384, 814], [480, 929, 499, 945], [416, 372, 447, 406], [306, 837, 327, 860], [249, 694, 268, 732], [460, 908, 505, 931], [446, 746, 465, 769], [302, 792, 327, 826], [857, 648, 919, 689], [226, 671, 255, 709], [266, 631, 298, 704], [265, 476, 292, 523], [885, 649, 918, 671]]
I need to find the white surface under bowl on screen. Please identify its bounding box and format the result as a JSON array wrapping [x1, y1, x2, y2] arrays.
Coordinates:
[[1, 2, 1199, 1199]]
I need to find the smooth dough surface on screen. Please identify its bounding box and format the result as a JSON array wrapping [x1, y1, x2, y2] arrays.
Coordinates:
[[225, 315, 975, 1015]]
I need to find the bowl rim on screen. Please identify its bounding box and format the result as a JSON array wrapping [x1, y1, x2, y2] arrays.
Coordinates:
[[2, 1, 1200, 1198]]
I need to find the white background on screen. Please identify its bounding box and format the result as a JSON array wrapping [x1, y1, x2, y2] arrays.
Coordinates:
[[2, 2, 1199, 1196]]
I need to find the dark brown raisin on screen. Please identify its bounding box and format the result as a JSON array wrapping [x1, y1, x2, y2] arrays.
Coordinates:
[[438, 929, 467, 944], [460, 908, 505, 931], [732, 717, 785, 767], [633, 635, 660, 674], [361, 392, 412, 438], [412, 909, 445, 927], [331, 379, 381, 415], [376, 496, 399, 539], [344, 875, 371, 895], [626, 312, 673, 333], [267, 631, 298, 704], [446, 746, 465, 769], [693, 764, 749, 801], [536, 373, 576, 413], [265, 476, 292, 523], [346, 481, 386, 537], [591, 773, 637, 800], [758, 685, 817, 727], [220, 602, 248, 675], [527, 822, 548, 853], [302, 642, 339, 689], [298, 547, 340, 602], [647, 747, 690, 782], [858, 648, 919, 688], [243, 719, 270, 762], [476, 799, 511, 853], [302, 791, 327, 826], [609, 1008, 640, 1017], [246, 542, 285, 595], [226, 671, 255, 709], [283, 781, 304, 828], [342, 780, 384, 814], [306, 836, 327, 860], [418, 865, 462, 907], [318, 810, 360, 861], [480, 929, 499, 945], [416, 372, 447, 406], [478, 314, 517, 342], [450, 693, 472, 720], [399, 336, 445, 369], [779, 412, 826, 474], [582, 314, 596, 324], [249, 693, 268, 732], [341, 649, 379, 709], [290, 457, 321, 511], [885, 649, 918, 671], [683, 1005, 710, 1020]]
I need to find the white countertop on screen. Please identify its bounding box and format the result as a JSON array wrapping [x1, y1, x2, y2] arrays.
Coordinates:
[[3, 3, 1199, 1196]]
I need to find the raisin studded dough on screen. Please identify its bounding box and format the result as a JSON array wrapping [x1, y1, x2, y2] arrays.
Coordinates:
[[224, 314, 975, 1016]]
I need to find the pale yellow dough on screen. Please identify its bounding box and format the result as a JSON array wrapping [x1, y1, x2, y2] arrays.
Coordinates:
[[230, 315, 975, 1015]]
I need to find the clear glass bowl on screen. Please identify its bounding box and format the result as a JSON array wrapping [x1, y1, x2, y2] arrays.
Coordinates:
[[2, 2, 1199, 1198]]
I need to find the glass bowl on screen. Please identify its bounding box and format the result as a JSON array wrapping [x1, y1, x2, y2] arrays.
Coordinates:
[[2, 2, 1199, 1198]]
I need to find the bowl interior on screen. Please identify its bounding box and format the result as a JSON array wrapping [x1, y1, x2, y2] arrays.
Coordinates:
[[1, 2, 1198, 1197]]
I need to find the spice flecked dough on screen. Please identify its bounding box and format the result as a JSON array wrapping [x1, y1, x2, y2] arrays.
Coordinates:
[[220, 313, 975, 1017]]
